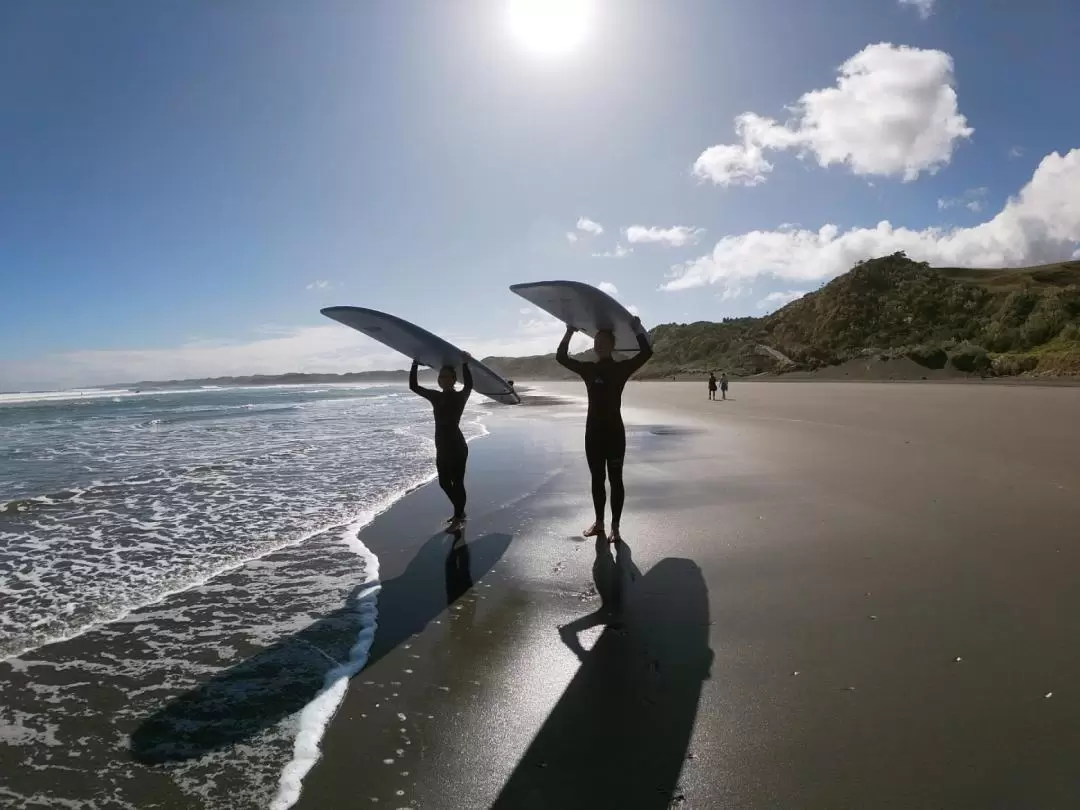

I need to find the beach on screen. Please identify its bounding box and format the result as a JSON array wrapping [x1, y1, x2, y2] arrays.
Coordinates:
[[295, 380, 1080, 809], [4, 381, 1080, 809]]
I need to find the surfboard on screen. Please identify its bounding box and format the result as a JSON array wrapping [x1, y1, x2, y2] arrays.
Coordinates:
[[320, 306, 520, 405], [510, 280, 646, 353]]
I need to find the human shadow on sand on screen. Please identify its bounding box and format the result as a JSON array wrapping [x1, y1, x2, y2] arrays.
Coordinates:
[[491, 539, 712, 810], [131, 529, 511, 764]]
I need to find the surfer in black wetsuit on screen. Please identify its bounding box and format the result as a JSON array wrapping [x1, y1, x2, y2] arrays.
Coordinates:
[[556, 319, 653, 542], [409, 354, 473, 531]]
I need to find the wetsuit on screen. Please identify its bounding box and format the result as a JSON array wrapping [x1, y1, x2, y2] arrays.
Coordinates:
[[708, 375, 717, 399], [410, 361, 473, 520], [557, 330, 654, 528]]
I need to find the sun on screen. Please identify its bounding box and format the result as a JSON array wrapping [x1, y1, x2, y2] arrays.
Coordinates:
[[505, 0, 593, 58]]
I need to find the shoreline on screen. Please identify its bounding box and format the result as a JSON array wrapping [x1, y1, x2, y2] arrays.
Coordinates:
[[6, 381, 1080, 808], [0, 392, 503, 809], [300, 380, 1080, 809]]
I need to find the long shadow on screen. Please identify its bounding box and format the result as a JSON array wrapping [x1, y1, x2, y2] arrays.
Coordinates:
[[492, 541, 712, 809], [130, 530, 511, 764]]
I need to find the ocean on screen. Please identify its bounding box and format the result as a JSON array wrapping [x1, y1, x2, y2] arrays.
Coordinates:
[[0, 383, 490, 809]]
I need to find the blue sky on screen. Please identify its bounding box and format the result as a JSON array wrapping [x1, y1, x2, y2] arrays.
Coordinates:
[[2, 0, 1079, 389]]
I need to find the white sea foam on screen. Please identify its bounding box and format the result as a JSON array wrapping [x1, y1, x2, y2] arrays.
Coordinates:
[[0, 384, 485, 660], [270, 519, 382, 810], [0, 382, 396, 407], [1, 382, 494, 809]]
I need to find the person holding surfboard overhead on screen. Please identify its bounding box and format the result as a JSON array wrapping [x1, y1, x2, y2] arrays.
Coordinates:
[[409, 354, 473, 531], [556, 318, 653, 542]]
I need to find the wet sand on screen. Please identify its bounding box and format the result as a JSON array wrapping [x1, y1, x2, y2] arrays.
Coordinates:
[[300, 381, 1080, 809]]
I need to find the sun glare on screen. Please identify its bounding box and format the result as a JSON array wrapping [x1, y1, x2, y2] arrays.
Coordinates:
[[506, 0, 593, 58]]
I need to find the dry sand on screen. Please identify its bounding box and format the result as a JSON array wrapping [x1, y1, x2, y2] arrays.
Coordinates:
[[299, 381, 1080, 809]]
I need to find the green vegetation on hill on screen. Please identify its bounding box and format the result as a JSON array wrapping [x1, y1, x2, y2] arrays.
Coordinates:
[[483, 253, 1080, 380]]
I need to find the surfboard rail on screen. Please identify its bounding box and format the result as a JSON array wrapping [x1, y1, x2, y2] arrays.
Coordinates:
[[321, 306, 520, 405], [510, 280, 647, 353]]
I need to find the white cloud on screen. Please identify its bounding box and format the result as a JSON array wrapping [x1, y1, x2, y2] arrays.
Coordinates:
[[665, 148, 1080, 292], [592, 244, 633, 259], [306, 280, 331, 290], [720, 286, 746, 302], [627, 304, 640, 316], [692, 138, 773, 187], [1009, 146, 1025, 159], [576, 217, 604, 236], [624, 225, 705, 247], [596, 281, 619, 295], [693, 43, 973, 186], [899, 0, 935, 19], [757, 290, 809, 310], [938, 187, 987, 212], [566, 231, 579, 243]]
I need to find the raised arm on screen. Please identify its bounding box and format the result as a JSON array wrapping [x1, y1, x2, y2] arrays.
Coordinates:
[[409, 360, 437, 402], [617, 319, 654, 376], [460, 354, 474, 399], [556, 325, 588, 376]]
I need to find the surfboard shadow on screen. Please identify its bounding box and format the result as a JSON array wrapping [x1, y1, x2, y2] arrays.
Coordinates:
[[130, 530, 511, 764], [491, 543, 712, 810]]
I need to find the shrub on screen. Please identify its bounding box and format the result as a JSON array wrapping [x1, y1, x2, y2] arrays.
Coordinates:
[[949, 343, 990, 373], [982, 323, 1019, 352], [907, 344, 948, 369], [990, 355, 1038, 376]]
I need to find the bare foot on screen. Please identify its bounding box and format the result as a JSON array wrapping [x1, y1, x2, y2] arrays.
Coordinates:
[[583, 522, 606, 538]]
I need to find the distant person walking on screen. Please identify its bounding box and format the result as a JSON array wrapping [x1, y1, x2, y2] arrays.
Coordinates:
[[556, 318, 653, 542], [720, 372, 729, 400], [409, 353, 473, 531], [707, 372, 718, 401]]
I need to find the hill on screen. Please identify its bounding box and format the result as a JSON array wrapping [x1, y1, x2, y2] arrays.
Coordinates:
[[483, 253, 1080, 381]]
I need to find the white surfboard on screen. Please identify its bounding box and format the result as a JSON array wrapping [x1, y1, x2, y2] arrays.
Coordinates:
[[510, 280, 646, 353], [321, 306, 520, 405]]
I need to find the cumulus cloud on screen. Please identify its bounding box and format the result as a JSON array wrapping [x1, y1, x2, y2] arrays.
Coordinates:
[[693, 43, 973, 186], [693, 137, 773, 187], [592, 244, 633, 259], [899, 0, 935, 19], [596, 281, 619, 295], [938, 187, 988, 212], [576, 217, 604, 236], [624, 225, 705, 247], [306, 280, 331, 290], [566, 231, 579, 243], [757, 290, 809, 310], [665, 149, 1080, 292]]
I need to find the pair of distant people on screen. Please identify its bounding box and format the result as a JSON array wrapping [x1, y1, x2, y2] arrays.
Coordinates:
[[408, 318, 653, 542], [707, 372, 728, 401]]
